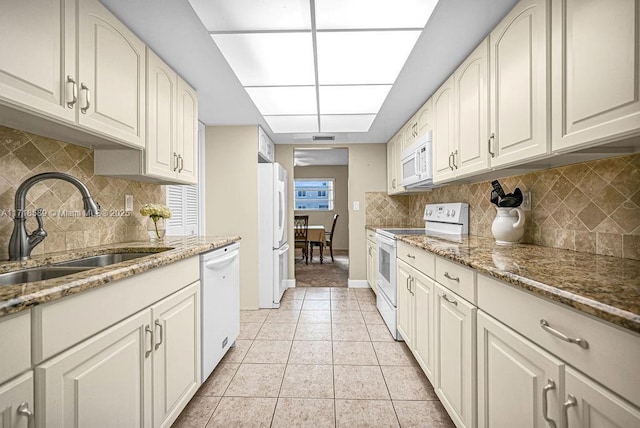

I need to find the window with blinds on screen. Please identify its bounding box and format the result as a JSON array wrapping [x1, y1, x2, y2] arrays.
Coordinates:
[[166, 184, 199, 236], [294, 178, 334, 211]]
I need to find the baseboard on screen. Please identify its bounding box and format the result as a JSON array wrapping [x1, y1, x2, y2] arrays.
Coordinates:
[[285, 279, 296, 288], [348, 280, 370, 289]]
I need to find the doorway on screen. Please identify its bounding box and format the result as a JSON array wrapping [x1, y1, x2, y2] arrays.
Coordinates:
[[293, 148, 349, 287]]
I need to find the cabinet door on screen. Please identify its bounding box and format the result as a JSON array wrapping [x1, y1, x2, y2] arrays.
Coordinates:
[[387, 139, 395, 193], [403, 118, 417, 150], [435, 283, 476, 428], [551, 0, 640, 152], [77, 0, 146, 148], [366, 240, 374, 289], [454, 39, 490, 178], [432, 76, 456, 183], [146, 49, 177, 180], [152, 282, 200, 428], [413, 270, 435, 382], [396, 259, 414, 346], [175, 77, 199, 184], [0, 0, 75, 122], [0, 372, 33, 428], [371, 245, 378, 295], [564, 367, 640, 428], [36, 310, 153, 428], [416, 99, 432, 139], [477, 312, 563, 428], [387, 134, 403, 194], [489, 0, 549, 168]]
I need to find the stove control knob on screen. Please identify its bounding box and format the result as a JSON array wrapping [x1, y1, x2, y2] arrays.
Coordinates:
[[445, 210, 451, 217], [426, 210, 432, 216], [451, 209, 456, 217]]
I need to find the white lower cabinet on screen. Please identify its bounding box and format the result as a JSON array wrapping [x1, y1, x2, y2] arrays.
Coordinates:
[[397, 259, 436, 382], [564, 368, 640, 428], [366, 236, 378, 294], [435, 282, 477, 428], [477, 311, 563, 428], [0, 372, 33, 428], [35, 282, 200, 428]]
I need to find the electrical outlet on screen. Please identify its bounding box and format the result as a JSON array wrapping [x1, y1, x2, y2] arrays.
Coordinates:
[[353, 201, 360, 211], [125, 194, 134, 212], [521, 191, 532, 211]]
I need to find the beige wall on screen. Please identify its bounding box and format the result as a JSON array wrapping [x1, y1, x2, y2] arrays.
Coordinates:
[[294, 165, 349, 250], [0, 126, 165, 260], [204, 125, 260, 308], [276, 143, 387, 283]]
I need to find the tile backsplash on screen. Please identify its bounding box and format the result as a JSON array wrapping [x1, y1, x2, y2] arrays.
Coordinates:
[[0, 126, 165, 260], [366, 154, 640, 260]]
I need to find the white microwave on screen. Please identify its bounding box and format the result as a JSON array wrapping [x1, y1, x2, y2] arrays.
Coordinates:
[[400, 130, 433, 188]]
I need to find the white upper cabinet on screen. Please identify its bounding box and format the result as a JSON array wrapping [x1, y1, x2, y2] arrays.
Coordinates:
[[433, 76, 456, 183], [146, 50, 177, 180], [77, 0, 146, 148], [175, 77, 199, 183], [489, 0, 550, 168], [387, 133, 405, 195], [0, 0, 76, 122], [454, 39, 490, 179], [551, 0, 640, 152]]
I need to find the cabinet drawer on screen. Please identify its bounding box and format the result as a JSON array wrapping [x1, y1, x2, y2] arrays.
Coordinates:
[[32, 256, 199, 364], [366, 229, 377, 242], [0, 311, 30, 384], [477, 273, 640, 407], [435, 257, 476, 304], [398, 241, 435, 278]]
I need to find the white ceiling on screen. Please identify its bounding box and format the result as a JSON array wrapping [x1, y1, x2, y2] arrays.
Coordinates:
[[294, 148, 349, 166], [100, 0, 519, 144]]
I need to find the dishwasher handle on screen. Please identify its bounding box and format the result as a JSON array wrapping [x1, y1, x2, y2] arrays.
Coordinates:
[[204, 250, 239, 270]]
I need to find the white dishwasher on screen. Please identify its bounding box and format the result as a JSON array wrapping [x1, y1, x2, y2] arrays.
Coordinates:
[[200, 242, 240, 383]]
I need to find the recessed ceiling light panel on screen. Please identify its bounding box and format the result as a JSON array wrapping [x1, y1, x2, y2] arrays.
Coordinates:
[[265, 115, 319, 133], [319, 85, 392, 114], [212, 33, 315, 86], [315, 0, 439, 30], [316, 31, 422, 85], [320, 114, 376, 132], [246, 86, 317, 115], [189, 0, 311, 31]]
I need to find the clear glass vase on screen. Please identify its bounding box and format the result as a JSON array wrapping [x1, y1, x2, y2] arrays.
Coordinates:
[[147, 216, 166, 241]]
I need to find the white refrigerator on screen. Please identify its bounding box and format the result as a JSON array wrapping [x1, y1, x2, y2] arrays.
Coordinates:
[[258, 163, 289, 308]]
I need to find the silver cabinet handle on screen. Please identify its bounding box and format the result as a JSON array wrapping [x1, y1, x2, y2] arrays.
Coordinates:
[[17, 402, 33, 419], [407, 253, 415, 259], [145, 325, 153, 358], [154, 319, 163, 350], [442, 293, 457, 306], [173, 152, 179, 171], [563, 394, 577, 427], [540, 320, 589, 349], [542, 379, 557, 428], [80, 83, 90, 114], [488, 133, 495, 157], [448, 153, 454, 171], [406, 276, 411, 292], [178, 154, 184, 172], [66, 76, 77, 108], [452, 150, 458, 169], [392, 178, 396, 189], [410, 277, 415, 295], [443, 272, 460, 282]]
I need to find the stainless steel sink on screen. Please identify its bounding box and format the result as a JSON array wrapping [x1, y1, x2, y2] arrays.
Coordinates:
[[0, 266, 92, 286], [0, 252, 162, 287], [54, 252, 157, 268]]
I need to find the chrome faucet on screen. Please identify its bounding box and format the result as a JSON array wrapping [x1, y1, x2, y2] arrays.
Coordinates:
[[8, 172, 100, 261]]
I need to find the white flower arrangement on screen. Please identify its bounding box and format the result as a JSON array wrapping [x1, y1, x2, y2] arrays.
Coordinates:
[[140, 204, 172, 240], [140, 203, 172, 220]]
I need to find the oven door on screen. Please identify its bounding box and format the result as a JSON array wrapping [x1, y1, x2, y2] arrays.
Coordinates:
[[376, 233, 397, 306]]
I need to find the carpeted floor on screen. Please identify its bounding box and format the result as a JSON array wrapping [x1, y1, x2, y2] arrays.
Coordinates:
[[294, 249, 349, 288]]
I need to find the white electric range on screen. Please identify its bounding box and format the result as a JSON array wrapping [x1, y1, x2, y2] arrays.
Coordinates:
[[375, 202, 469, 340]]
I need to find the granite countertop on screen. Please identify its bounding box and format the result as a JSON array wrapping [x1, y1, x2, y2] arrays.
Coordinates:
[[0, 235, 240, 318], [389, 232, 640, 334]]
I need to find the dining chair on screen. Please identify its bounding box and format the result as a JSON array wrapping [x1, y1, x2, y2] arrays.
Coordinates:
[[309, 214, 339, 263], [294, 215, 309, 264]]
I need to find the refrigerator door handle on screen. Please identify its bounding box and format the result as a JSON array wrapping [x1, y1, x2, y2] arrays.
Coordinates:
[[277, 243, 290, 255]]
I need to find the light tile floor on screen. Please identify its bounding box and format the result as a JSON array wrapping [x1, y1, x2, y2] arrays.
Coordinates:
[[172, 287, 454, 427]]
